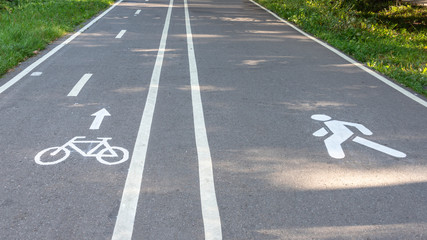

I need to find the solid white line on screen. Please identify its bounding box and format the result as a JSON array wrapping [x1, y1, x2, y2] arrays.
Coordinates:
[[0, 0, 123, 95], [184, 0, 222, 239], [111, 0, 174, 239], [115, 30, 127, 39], [249, 0, 427, 108], [134, 10, 141, 15], [67, 73, 92, 97]]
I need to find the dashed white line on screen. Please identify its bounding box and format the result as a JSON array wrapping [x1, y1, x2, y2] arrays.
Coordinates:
[[115, 30, 127, 39], [67, 73, 92, 97], [184, 0, 222, 239], [30, 72, 43, 77], [111, 0, 174, 239], [0, 0, 123, 95], [134, 9, 141, 15]]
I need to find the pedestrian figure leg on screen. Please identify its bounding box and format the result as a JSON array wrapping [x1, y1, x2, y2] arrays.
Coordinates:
[[353, 137, 406, 158], [324, 135, 346, 159]]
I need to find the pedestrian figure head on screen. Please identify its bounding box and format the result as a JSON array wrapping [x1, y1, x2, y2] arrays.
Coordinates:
[[311, 114, 331, 122]]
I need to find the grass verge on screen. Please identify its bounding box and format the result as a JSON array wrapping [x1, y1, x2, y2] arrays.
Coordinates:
[[255, 0, 427, 97], [0, 0, 114, 77]]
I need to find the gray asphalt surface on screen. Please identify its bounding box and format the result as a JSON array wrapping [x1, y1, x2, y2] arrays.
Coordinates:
[[0, 0, 426, 239]]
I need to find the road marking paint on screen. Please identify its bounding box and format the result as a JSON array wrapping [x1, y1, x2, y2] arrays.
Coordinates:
[[115, 30, 127, 39], [35, 136, 129, 165], [353, 136, 406, 158], [111, 0, 174, 239], [250, 0, 427, 108], [134, 10, 141, 15], [30, 72, 43, 76], [0, 0, 123, 95], [184, 0, 222, 239], [90, 108, 111, 130], [312, 114, 406, 159], [67, 73, 92, 97]]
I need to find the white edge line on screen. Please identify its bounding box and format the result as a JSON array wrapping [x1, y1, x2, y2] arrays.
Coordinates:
[[67, 73, 93, 97], [111, 0, 174, 239], [184, 0, 222, 239], [115, 30, 127, 39], [249, 0, 427, 108], [0, 0, 124, 95]]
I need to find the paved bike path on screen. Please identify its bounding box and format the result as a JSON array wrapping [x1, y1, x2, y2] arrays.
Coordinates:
[[0, 1, 186, 239], [0, 0, 426, 239], [188, 0, 427, 239]]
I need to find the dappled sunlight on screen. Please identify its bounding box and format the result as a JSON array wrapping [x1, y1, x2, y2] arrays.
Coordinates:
[[80, 32, 108, 37], [111, 87, 146, 94], [280, 34, 312, 41], [61, 102, 101, 108], [140, 185, 178, 195], [241, 59, 268, 66], [320, 63, 365, 74], [268, 162, 427, 190], [342, 84, 379, 90], [68, 169, 123, 184], [71, 32, 113, 48], [188, 4, 243, 9], [73, 43, 109, 48], [217, 147, 427, 191], [172, 34, 226, 39], [244, 30, 291, 34], [280, 101, 356, 111], [257, 223, 427, 239], [216, 147, 288, 175], [257, 22, 289, 26], [130, 48, 177, 53], [372, 133, 427, 142], [230, 56, 297, 67], [106, 16, 129, 20], [220, 17, 262, 22], [242, 29, 310, 41], [120, 2, 152, 7], [178, 85, 235, 92], [121, 2, 171, 8], [130, 48, 177, 57]]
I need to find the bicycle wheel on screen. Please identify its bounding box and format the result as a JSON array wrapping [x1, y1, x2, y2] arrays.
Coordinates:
[[35, 147, 70, 165], [96, 147, 129, 165]]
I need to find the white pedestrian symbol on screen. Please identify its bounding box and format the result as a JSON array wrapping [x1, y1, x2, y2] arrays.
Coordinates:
[[311, 114, 406, 159]]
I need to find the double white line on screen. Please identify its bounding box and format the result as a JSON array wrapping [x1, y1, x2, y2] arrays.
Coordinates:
[[112, 0, 222, 239]]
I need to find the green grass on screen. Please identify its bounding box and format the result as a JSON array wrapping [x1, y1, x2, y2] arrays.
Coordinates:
[[0, 0, 114, 77], [255, 0, 427, 96]]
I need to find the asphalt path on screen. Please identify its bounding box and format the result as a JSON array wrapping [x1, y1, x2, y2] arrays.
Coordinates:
[[0, 0, 426, 239]]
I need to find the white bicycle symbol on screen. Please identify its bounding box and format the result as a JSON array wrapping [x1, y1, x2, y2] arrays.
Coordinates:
[[35, 136, 129, 165]]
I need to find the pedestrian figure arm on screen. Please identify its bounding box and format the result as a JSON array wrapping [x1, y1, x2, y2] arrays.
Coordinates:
[[313, 127, 328, 137], [343, 122, 373, 135]]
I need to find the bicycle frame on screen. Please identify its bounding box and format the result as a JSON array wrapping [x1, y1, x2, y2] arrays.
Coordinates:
[[52, 136, 118, 157]]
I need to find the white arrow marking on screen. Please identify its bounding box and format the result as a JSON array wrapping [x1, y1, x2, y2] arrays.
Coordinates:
[[90, 108, 111, 130]]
